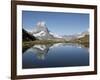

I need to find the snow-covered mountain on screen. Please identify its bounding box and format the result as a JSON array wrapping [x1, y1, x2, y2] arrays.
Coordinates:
[[31, 21, 62, 40], [49, 32, 62, 38], [62, 31, 89, 40], [77, 31, 89, 38], [28, 21, 89, 41]]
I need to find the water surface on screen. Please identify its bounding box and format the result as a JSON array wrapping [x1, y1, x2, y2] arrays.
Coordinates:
[[22, 43, 89, 69]]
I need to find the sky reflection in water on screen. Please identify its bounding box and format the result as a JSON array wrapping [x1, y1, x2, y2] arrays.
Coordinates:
[[22, 43, 89, 69]]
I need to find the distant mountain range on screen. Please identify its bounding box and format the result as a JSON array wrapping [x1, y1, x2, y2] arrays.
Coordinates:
[[62, 31, 89, 41], [23, 21, 89, 41]]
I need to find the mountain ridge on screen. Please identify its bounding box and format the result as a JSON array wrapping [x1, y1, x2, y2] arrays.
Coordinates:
[[26, 21, 89, 41]]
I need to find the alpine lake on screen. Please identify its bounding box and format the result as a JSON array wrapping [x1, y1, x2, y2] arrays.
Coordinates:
[[22, 41, 89, 69]]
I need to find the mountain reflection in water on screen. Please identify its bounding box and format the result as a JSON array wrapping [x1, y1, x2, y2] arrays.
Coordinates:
[[22, 43, 89, 69], [27, 44, 51, 60]]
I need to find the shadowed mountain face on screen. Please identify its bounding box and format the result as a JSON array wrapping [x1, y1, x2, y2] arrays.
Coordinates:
[[22, 28, 36, 41]]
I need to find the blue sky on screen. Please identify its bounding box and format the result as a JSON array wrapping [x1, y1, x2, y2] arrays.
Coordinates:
[[22, 11, 89, 35]]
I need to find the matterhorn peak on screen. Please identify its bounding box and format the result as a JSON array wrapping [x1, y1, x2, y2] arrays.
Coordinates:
[[31, 21, 63, 40], [36, 21, 46, 27]]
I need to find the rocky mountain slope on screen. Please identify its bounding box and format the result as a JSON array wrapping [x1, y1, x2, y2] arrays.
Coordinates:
[[22, 28, 36, 41], [25, 21, 89, 41]]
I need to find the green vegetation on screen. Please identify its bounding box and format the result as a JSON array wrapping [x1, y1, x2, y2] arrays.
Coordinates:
[[22, 40, 69, 52], [23, 40, 68, 47], [70, 35, 89, 47]]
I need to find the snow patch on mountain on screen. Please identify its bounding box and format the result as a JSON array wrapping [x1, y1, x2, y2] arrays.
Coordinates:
[[33, 31, 46, 37], [50, 32, 62, 38], [77, 31, 89, 38]]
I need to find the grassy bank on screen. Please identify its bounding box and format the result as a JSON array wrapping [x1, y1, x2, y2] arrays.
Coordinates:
[[22, 40, 69, 52], [22, 39, 89, 51], [23, 40, 68, 48]]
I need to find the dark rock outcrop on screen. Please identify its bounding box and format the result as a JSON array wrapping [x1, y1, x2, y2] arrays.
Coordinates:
[[22, 28, 36, 41]]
